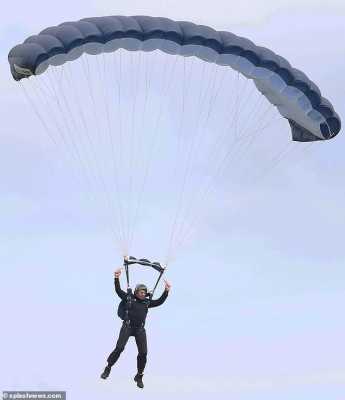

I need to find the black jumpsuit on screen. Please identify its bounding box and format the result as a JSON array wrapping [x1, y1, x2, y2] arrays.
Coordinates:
[[106, 278, 168, 374]]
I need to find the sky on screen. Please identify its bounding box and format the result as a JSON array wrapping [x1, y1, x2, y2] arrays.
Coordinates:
[[1, 1, 345, 399]]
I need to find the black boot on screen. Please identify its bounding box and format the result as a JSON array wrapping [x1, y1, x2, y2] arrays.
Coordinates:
[[100, 365, 111, 380], [134, 373, 144, 388]]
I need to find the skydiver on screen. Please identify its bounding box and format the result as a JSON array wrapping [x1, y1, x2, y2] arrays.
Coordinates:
[[100, 266, 171, 389]]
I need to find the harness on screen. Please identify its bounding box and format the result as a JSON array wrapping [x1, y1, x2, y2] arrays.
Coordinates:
[[121, 256, 166, 328], [123, 296, 150, 329]]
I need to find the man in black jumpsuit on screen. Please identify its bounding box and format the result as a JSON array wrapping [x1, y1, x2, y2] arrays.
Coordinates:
[[101, 267, 171, 388]]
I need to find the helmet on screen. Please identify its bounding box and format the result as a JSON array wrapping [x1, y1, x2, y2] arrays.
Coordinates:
[[134, 283, 148, 293]]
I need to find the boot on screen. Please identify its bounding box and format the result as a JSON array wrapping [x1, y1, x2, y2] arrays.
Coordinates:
[[100, 365, 111, 380], [134, 373, 144, 388]]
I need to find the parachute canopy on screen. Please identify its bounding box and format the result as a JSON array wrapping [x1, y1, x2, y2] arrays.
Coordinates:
[[7, 16, 341, 264], [8, 15, 341, 141]]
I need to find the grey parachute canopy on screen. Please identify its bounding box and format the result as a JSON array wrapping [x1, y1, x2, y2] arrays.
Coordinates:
[[8, 15, 341, 141]]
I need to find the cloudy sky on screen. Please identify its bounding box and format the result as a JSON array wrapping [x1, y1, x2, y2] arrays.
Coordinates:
[[1, 1, 345, 399]]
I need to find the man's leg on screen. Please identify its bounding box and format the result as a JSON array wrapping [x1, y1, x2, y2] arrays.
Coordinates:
[[134, 327, 147, 388], [101, 323, 131, 379]]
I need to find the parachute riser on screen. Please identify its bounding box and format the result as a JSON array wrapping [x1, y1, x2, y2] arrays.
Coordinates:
[[123, 256, 166, 300]]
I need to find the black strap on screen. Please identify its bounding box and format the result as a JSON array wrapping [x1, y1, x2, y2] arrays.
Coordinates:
[[124, 289, 132, 322], [149, 270, 165, 301], [124, 258, 130, 290]]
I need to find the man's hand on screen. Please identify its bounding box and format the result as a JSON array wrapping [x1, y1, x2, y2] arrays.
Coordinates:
[[164, 279, 171, 292], [114, 268, 122, 279]]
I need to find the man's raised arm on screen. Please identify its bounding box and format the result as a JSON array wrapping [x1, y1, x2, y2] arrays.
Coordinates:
[[114, 268, 126, 300], [149, 280, 171, 308]]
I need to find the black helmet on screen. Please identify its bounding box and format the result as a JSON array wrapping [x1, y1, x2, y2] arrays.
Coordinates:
[[134, 283, 148, 293]]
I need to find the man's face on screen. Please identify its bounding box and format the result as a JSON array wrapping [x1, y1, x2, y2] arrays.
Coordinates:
[[136, 289, 147, 300]]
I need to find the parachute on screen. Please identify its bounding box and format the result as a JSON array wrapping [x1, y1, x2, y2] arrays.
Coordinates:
[[8, 16, 341, 264]]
